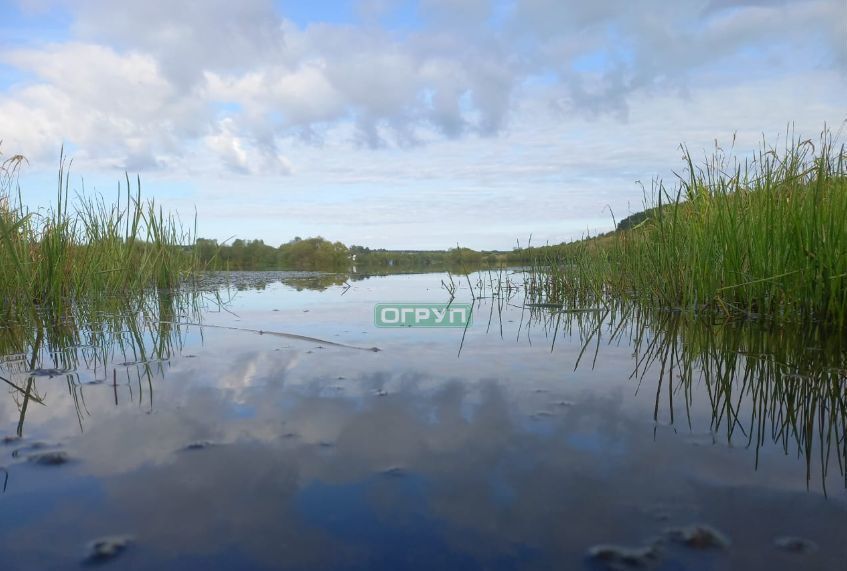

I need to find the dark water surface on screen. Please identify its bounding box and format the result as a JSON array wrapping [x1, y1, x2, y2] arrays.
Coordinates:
[[1, 271, 845, 570]]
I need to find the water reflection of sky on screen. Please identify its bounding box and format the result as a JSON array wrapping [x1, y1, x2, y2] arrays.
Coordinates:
[[0, 272, 845, 570]]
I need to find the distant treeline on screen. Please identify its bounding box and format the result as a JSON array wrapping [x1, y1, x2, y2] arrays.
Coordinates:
[[197, 237, 349, 270], [195, 236, 552, 271]]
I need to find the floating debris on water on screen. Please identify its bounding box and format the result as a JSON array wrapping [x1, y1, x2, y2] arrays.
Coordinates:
[[29, 367, 72, 378], [180, 441, 217, 452], [587, 543, 661, 570], [1, 435, 21, 445], [665, 524, 730, 549], [773, 536, 818, 554], [84, 535, 134, 565], [11, 442, 55, 458], [380, 466, 408, 478], [27, 451, 70, 466]]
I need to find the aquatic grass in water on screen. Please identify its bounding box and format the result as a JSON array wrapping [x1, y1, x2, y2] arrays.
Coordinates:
[[525, 128, 847, 326], [0, 287, 204, 436], [449, 273, 845, 491], [0, 148, 199, 314], [517, 300, 847, 492]]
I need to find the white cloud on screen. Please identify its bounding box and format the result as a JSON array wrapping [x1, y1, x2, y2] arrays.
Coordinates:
[[68, 0, 286, 87], [205, 118, 250, 174], [0, 42, 207, 167], [0, 0, 844, 247], [4, 0, 842, 160]]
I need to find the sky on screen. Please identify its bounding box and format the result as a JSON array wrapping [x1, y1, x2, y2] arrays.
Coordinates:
[[0, 0, 844, 250]]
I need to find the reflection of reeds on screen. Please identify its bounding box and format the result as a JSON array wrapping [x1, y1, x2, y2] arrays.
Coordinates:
[[526, 301, 847, 492], [524, 128, 847, 326], [0, 289, 202, 436]]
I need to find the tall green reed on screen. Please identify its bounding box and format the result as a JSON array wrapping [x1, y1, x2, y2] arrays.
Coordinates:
[[526, 128, 847, 326], [0, 147, 199, 314]]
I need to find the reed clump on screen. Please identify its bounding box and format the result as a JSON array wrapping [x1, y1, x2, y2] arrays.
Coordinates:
[[527, 128, 847, 326], [0, 148, 198, 314]]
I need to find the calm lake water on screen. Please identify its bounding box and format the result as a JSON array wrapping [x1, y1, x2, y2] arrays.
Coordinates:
[[1, 271, 845, 570]]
